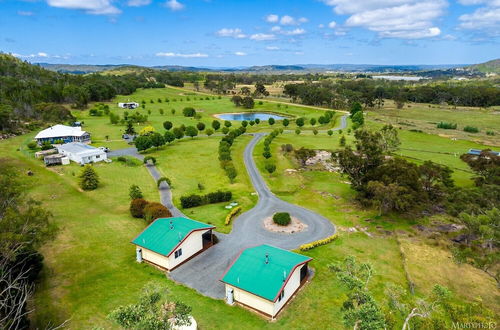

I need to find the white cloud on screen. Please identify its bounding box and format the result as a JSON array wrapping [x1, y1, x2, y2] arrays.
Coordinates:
[[156, 52, 208, 58], [266, 14, 279, 23], [13, 52, 67, 59], [271, 26, 281, 32], [458, 1, 500, 36], [165, 0, 184, 11], [298, 17, 308, 23], [328, 21, 337, 28], [46, 0, 121, 15], [127, 0, 151, 7], [249, 33, 276, 41], [266, 46, 280, 50], [17, 11, 35, 16], [234, 51, 247, 56], [282, 28, 306, 35], [216, 28, 246, 38], [280, 15, 296, 25], [318, 23, 325, 28], [321, 0, 446, 39]]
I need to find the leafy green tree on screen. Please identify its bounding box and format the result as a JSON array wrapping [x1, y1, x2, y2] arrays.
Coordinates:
[[255, 118, 260, 124], [182, 107, 196, 117], [460, 149, 500, 186], [263, 150, 272, 159], [379, 124, 400, 152], [205, 128, 214, 136], [329, 257, 385, 330], [313, 129, 318, 135], [134, 135, 153, 151], [108, 283, 192, 329], [351, 111, 364, 129], [129, 185, 143, 200], [327, 129, 333, 136], [224, 120, 232, 128], [79, 165, 99, 191], [163, 121, 173, 131], [231, 95, 243, 106], [253, 83, 269, 97], [196, 122, 206, 131], [339, 135, 346, 146], [221, 127, 230, 134], [240, 86, 251, 96], [268, 117, 275, 126], [296, 117, 305, 127], [265, 163, 276, 174], [109, 112, 120, 124], [212, 120, 221, 131], [295, 128, 301, 135], [282, 118, 289, 127], [185, 126, 198, 139], [164, 131, 175, 144], [242, 96, 255, 109], [150, 132, 165, 149], [173, 127, 184, 140], [350, 102, 362, 117], [171, 109, 176, 115], [241, 120, 248, 127], [310, 118, 316, 126], [125, 121, 136, 135]]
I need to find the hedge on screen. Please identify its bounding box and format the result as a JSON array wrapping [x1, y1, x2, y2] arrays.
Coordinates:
[[225, 206, 242, 225], [180, 190, 232, 209], [299, 233, 339, 251]]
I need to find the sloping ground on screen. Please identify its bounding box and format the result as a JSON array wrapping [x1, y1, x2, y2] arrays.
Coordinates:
[[399, 238, 499, 313]]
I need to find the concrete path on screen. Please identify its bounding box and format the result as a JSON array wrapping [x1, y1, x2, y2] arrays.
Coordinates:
[[109, 115, 347, 299]]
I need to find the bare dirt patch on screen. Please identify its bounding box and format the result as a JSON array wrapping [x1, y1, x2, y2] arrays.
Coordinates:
[[263, 216, 308, 234]]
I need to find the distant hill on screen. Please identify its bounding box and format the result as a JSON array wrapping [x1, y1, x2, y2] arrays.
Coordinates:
[[466, 59, 500, 74], [36, 62, 484, 75]]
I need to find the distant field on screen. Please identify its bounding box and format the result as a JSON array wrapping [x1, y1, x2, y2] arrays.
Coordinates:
[[368, 100, 500, 146]]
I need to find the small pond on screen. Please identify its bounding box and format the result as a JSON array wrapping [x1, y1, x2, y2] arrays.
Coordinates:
[[215, 112, 287, 121]]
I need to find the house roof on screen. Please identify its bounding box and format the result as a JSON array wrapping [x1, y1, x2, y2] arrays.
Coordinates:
[[35, 124, 88, 139], [56, 142, 104, 156], [132, 217, 214, 256], [221, 245, 312, 302]]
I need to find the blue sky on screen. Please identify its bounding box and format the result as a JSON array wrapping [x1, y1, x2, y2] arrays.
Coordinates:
[[1, 0, 499, 66]]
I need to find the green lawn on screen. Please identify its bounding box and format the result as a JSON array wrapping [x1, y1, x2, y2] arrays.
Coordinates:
[[1, 87, 498, 328], [145, 135, 257, 233]]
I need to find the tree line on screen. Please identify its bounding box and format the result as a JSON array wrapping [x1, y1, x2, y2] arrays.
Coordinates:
[[283, 79, 500, 108]]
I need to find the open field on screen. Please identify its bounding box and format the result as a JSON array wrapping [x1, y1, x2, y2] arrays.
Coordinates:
[[0, 86, 498, 328], [368, 100, 500, 146]]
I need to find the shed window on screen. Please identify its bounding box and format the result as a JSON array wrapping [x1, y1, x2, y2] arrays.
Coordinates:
[[277, 289, 285, 302], [174, 249, 183, 259], [96, 155, 100, 159]]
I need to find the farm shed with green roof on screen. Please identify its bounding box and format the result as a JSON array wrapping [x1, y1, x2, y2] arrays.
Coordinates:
[[221, 244, 312, 318], [132, 217, 215, 271]]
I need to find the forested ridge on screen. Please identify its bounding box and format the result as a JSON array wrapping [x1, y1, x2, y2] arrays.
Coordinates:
[[0, 54, 201, 133]]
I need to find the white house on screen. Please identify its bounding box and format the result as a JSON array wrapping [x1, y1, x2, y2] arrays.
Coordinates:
[[132, 217, 215, 271], [56, 142, 107, 164], [118, 102, 139, 109], [221, 245, 312, 318], [34, 124, 90, 145]]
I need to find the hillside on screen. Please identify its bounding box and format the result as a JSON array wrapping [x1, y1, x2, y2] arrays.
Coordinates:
[[467, 59, 500, 74]]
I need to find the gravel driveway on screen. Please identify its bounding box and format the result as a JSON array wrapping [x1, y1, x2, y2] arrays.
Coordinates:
[[110, 115, 347, 299]]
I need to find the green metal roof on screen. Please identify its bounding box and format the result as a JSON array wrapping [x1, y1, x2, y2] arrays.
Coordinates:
[[221, 245, 311, 301], [132, 217, 214, 256]]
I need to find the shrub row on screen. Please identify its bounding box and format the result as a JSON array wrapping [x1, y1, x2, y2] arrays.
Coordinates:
[[180, 190, 232, 209], [436, 122, 457, 129], [463, 126, 479, 133], [299, 233, 339, 251], [129, 198, 172, 223], [218, 127, 246, 183], [225, 206, 242, 225], [262, 129, 281, 159]]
